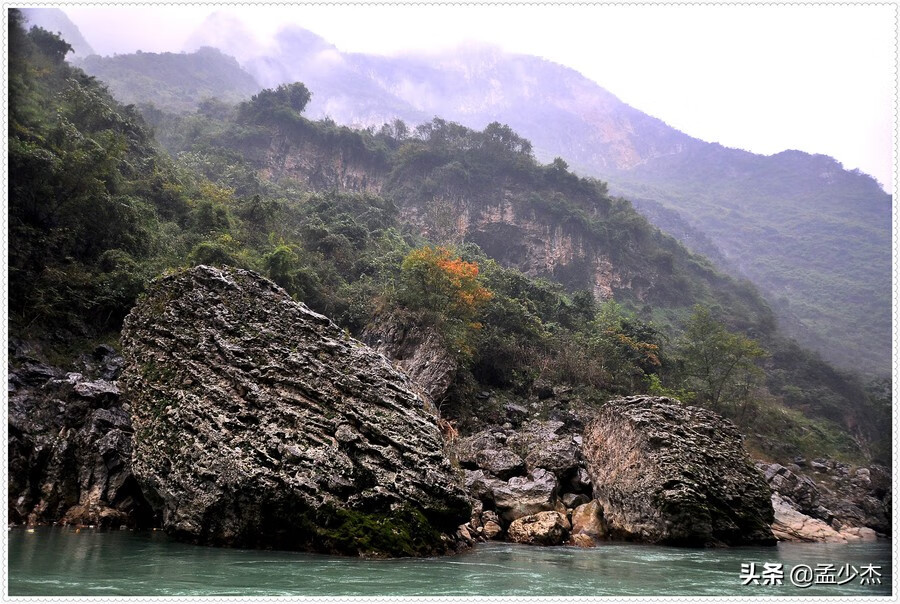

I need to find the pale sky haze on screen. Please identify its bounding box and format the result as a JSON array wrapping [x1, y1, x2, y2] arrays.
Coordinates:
[[62, 3, 896, 190]]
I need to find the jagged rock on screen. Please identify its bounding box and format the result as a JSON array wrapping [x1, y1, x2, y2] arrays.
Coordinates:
[[504, 403, 529, 425], [506, 511, 570, 546], [492, 468, 559, 522], [362, 315, 457, 406], [524, 439, 580, 479], [7, 351, 153, 528], [771, 494, 845, 542], [769, 493, 877, 543], [469, 499, 484, 529], [562, 493, 590, 509], [570, 500, 607, 542], [759, 463, 823, 517], [474, 448, 526, 480], [456, 430, 503, 468], [507, 420, 582, 481], [583, 396, 775, 546], [120, 266, 470, 557], [464, 469, 506, 505]]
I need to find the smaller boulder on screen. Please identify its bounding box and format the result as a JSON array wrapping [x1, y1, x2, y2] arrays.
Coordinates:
[[483, 521, 503, 540], [464, 469, 506, 505], [571, 533, 596, 548], [493, 468, 559, 522], [481, 510, 503, 540], [474, 448, 526, 480], [571, 500, 607, 542], [507, 511, 570, 546]]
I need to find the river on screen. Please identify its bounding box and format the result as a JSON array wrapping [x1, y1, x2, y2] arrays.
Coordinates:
[[7, 527, 891, 596]]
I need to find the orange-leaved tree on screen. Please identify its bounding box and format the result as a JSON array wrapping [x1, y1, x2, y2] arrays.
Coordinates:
[[399, 247, 492, 354]]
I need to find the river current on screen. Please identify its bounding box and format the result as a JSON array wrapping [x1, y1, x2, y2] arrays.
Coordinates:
[[7, 527, 892, 596]]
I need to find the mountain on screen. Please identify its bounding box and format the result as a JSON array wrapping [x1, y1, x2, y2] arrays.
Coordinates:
[[613, 147, 891, 375], [175, 15, 890, 377], [20, 8, 94, 57], [8, 9, 889, 469], [75, 47, 261, 114]]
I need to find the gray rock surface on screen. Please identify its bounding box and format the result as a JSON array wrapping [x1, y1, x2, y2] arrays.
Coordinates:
[[583, 396, 775, 546], [8, 346, 154, 528], [507, 420, 582, 481], [474, 448, 526, 480], [120, 265, 470, 557], [362, 314, 457, 406], [492, 468, 559, 522]]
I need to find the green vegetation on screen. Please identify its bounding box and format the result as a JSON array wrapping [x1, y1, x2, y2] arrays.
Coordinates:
[[7, 12, 889, 465], [312, 504, 446, 558], [612, 145, 891, 377]]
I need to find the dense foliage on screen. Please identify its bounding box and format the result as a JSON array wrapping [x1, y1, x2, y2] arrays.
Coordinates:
[[7, 13, 889, 464]]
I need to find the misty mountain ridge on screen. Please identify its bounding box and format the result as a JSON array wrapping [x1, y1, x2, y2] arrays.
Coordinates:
[[49, 8, 891, 376]]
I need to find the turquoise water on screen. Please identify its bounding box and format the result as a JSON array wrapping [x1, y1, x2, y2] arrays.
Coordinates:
[[7, 527, 892, 596]]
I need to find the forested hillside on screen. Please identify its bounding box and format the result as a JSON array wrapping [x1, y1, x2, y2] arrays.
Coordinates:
[[77, 47, 260, 114], [8, 12, 890, 465], [179, 14, 892, 377]]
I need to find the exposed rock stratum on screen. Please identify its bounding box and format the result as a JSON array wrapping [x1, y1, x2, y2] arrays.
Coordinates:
[[120, 265, 470, 557]]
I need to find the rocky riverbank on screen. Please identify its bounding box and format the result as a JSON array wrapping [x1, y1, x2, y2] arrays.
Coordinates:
[[7, 267, 892, 554]]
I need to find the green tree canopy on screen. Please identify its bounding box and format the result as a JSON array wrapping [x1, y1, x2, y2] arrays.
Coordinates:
[[679, 305, 766, 414]]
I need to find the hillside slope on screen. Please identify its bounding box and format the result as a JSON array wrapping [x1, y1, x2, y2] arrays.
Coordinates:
[[175, 15, 892, 376], [76, 47, 261, 114]]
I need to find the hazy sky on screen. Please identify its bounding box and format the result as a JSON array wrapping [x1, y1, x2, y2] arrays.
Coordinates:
[[63, 3, 895, 189]]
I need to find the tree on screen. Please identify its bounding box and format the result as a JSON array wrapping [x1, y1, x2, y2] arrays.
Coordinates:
[[238, 82, 312, 125], [400, 246, 492, 324], [679, 305, 766, 414], [28, 26, 73, 64]]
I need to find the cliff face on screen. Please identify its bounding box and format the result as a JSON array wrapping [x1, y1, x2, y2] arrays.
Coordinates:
[[120, 265, 470, 557], [397, 196, 629, 301], [259, 132, 389, 194]]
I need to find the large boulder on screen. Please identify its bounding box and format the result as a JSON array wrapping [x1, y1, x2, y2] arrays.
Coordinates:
[[582, 396, 775, 546], [120, 266, 470, 557]]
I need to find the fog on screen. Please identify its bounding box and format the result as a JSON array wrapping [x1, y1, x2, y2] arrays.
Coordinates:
[[56, 4, 896, 189]]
